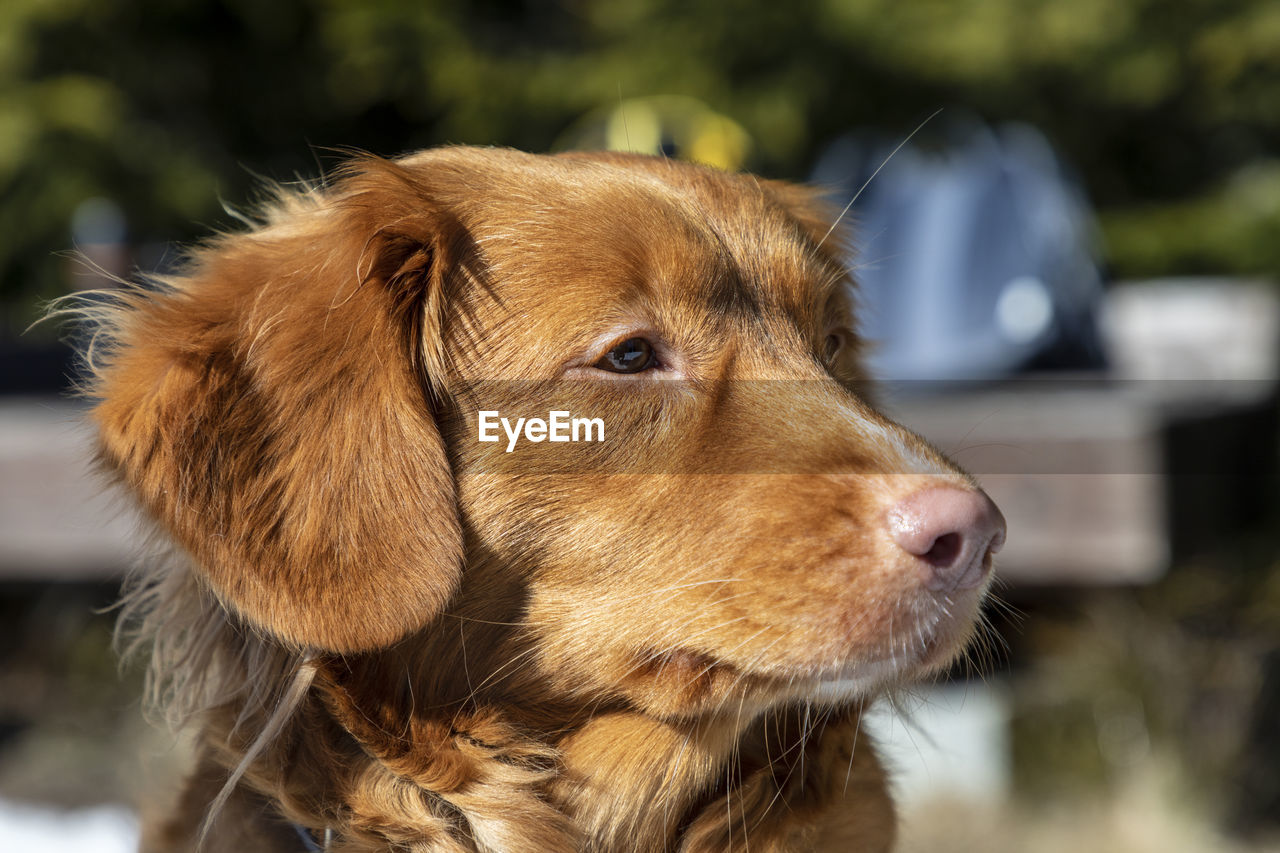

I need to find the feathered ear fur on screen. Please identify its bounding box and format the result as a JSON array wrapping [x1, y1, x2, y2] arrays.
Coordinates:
[[756, 177, 853, 262], [90, 158, 464, 653]]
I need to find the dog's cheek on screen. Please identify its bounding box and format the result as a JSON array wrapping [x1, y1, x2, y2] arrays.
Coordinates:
[[512, 479, 853, 685], [453, 392, 990, 706], [522, 469, 989, 706]]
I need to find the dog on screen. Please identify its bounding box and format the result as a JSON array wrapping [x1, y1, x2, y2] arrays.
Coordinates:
[[77, 146, 1004, 852]]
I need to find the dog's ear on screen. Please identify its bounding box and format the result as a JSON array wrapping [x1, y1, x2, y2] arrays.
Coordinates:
[[757, 178, 853, 264], [92, 157, 465, 653], [758, 177, 874, 387]]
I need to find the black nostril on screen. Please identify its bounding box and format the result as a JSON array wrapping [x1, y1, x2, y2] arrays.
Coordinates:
[[922, 531, 962, 568], [889, 485, 1006, 592]]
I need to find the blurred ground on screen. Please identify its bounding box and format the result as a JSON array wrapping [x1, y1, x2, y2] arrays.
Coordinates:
[[0, 583, 191, 815], [899, 787, 1270, 853], [0, 576, 1277, 851], [0, 798, 137, 853]]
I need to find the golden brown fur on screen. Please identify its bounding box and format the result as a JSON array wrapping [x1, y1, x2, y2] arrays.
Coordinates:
[[75, 147, 1000, 851]]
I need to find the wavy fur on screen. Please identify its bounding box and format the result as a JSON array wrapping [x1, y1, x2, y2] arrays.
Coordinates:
[[65, 147, 1000, 852]]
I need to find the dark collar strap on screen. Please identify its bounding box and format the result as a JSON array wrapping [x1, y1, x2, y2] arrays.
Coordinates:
[[292, 822, 327, 852]]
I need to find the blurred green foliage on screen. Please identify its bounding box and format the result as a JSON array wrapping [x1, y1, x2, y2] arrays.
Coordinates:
[[4, 0, 1280, 329], [1009, 534, 1280, 827]]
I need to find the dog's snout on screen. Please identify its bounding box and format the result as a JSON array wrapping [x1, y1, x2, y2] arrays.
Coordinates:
[[888, 487, 1006, 592]]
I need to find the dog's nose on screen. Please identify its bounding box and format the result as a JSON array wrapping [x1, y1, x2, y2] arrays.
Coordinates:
[[888, 487, 1006, 592]]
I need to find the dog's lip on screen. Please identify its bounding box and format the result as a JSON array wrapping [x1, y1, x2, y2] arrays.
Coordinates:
[[814, 657, 903, 683], [658, 601, 974, 699], [649, 647, 911, 695], [771, 635, 952, 696], [751, 654, 915, 695], [775, 657, 915, 705]]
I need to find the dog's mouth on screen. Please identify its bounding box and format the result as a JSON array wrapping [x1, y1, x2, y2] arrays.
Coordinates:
[[585, 548, 995, 718], [629, 609, 976, 716], [802, 631, 960, 704], [751, 583, 989, 702], [772, 646, 947, 707]]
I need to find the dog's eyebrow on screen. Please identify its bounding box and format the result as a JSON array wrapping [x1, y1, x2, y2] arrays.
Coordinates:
[[691, 234, 844, 333], [676, 185, 847, 329], [696, 267, 760, 319]]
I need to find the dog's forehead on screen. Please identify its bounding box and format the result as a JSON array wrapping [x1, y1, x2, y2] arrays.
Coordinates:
[[432, 151, 834, 319]]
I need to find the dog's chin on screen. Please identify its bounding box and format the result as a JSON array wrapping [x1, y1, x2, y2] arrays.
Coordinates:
[[803, 625, 978, 707], [615, 610, 983, 720], [799, 596, 987, 707], [589, 572, 992, 721]]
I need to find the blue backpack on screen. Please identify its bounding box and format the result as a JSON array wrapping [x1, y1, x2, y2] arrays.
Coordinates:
[[811, 121, 1107, 382]]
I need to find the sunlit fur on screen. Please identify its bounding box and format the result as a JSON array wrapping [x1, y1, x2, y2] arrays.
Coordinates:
[[70, 147, 998, 852]]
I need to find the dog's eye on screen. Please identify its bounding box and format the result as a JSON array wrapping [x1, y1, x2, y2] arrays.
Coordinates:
[[822, 332, 843, 365], [595, 337, 657, 373]]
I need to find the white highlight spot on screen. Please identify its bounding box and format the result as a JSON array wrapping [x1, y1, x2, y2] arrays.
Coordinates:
[[995, 276, 1053, 344]]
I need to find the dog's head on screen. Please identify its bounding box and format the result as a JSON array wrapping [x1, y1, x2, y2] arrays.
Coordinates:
[[93, 147, 1003, 720]]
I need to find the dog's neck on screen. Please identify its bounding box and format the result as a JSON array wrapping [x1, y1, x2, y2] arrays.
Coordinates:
[[549, 710, 746, 846], [258, 598, 892, 852], [189, 653, 893, 852], [548, 703, 890, 851]]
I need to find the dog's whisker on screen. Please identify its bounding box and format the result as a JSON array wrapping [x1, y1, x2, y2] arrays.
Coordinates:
[[816, 107, 944, 250]]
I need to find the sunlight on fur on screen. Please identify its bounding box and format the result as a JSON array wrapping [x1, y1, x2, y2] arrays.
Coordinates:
[[58, 147, 1004, 852]]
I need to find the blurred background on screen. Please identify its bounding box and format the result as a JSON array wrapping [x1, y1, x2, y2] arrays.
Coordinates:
[[1, 1, 1278, 850]]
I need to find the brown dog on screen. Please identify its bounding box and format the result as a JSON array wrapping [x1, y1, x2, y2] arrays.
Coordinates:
[[79, 147, 1004, 852]]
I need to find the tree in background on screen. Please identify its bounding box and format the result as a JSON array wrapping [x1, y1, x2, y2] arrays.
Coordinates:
[[5, 0, 1280, 334]]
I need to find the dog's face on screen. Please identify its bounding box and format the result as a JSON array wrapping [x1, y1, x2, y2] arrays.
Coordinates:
[[93, 147, 1003, 726], [419, 151, 1004, 718]]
